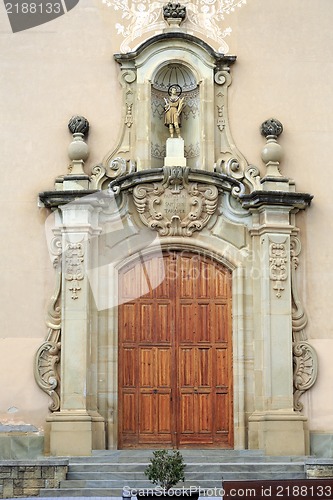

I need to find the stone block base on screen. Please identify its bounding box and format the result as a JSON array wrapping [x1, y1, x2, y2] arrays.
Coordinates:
[[47, 413, 93, 456], [248, 411, 308, 456], [310, 432, 333, 457], [90, 411, 106, 450], [164, 138, 186, 167]]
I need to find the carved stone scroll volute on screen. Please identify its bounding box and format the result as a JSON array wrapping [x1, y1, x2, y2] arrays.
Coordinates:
[[291, 236, 318, 411], [34, 237, 62, 412], [133, 167, 219, 236]]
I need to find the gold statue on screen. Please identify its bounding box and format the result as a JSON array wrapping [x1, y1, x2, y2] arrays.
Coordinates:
[[164, 84, 185, 138]]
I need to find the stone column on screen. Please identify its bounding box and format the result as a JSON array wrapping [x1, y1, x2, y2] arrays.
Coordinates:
[[242, 119, 311, 456]]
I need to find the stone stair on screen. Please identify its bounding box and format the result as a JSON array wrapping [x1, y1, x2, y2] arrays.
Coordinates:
[[39, 450, 308, 497]]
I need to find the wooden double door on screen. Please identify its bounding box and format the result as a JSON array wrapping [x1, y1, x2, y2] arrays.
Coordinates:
[[118, 251, 233, 448]]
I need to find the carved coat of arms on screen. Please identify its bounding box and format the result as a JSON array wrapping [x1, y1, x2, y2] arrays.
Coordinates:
[[133, 167, 218, 236]]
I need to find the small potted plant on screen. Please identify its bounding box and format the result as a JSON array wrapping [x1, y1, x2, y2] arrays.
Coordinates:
[[139, 449, 199, 499], [144, 449, 185, 493]]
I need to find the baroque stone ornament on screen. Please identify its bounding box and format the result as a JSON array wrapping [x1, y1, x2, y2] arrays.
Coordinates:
[[290, 236, 318, 411], [260, 118, 283, 138], [163, 2, 186, 21], [34, 237, 62, 412], [133, 167, 218, 236], [104, 0, 248, 53], [64, 242, 85, 299], [269, 241, 288, 298], [68, 115, 90, 137]]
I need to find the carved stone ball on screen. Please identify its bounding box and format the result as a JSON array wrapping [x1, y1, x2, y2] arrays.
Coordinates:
[[260, 118, 283, 138], [68, 115, 90, 136], [163, 2, 186, 19]]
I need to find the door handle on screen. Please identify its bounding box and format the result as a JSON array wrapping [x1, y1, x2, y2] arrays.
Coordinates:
[[153, 389, 158, 394]]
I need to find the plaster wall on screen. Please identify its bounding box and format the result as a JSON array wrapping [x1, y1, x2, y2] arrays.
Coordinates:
[[1, 0, 333, 453]]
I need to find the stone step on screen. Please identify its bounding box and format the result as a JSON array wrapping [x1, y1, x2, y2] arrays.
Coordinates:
[[40, 471, 308, 498], [91, 449, 265, 457], [38, 451, 310, 497], [40, 488, 129, 497], [69, 456, 307, 465], [69, 453, 266, 465], [58, 472, 306, 490], [67, 463, 305, 479]]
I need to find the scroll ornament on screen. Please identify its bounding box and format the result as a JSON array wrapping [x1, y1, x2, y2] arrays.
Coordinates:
[[133, 167, 218, 237], [291, 236, 318, 411], [34, 237, 62, 412]]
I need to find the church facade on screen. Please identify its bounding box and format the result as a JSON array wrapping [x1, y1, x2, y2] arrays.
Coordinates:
[[1, 0, 332, 459]]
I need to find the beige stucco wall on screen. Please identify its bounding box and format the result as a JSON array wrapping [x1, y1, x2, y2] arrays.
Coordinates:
[[0, 0, 332, 446]]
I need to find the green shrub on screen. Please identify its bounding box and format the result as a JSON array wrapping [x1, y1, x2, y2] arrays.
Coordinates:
[[144, 449, 186, 491]]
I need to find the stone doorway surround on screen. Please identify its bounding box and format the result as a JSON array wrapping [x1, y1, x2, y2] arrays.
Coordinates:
[[35, 17, 317, 457]]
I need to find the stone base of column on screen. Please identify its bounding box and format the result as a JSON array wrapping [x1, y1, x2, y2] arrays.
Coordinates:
[[248, 410, 309, 456], [90, 411, 106, 450], [47, 411, 93, 456]]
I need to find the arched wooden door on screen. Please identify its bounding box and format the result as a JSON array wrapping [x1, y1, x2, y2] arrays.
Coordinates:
[[118, 251, 233, 448]]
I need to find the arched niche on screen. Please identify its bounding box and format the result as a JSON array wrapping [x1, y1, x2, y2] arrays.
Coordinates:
[[102, 32, 239, 177], [151, 63, 200, 168]]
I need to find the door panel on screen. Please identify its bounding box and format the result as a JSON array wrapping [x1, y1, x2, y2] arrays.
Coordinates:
[[119, 251, 233, 448]]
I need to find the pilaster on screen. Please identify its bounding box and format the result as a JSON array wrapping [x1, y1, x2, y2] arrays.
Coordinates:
[[46, 202, 102, 456], [242, 119, 312, 456]]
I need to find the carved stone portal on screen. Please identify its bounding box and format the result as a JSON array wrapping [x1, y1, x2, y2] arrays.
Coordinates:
[[133, 167, 218, 236]]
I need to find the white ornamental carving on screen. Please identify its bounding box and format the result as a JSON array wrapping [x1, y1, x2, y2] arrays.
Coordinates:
[[269, 242, 288, 298], [133, 167, 218, 236], [102, 0, 248, 53], [64, 242, 85, 300]]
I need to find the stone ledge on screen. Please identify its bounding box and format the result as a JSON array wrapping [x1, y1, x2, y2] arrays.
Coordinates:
[[0, 459, 68, 467], [305, 460, 333, 479]]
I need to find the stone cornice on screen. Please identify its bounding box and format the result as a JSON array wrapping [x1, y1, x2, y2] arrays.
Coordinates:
[[39, 190, 99, 209], [240, 191, 313, 210], [108, 167, 243, 195], [114, 32, 236, 67]]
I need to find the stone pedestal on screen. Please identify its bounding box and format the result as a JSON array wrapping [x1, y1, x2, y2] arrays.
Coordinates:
[[47, 412, 92, 456], [249, 411, 308, 456], [164, 138, 186, 167], [63, 173, 90, 190]]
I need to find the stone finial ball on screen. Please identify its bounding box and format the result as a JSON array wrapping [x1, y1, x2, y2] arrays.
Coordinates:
[[260, 118, 283, 138], [68, 115, 90, 136]]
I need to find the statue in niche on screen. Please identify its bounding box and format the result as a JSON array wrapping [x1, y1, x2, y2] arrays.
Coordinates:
[[164, 84, 185, 138]]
